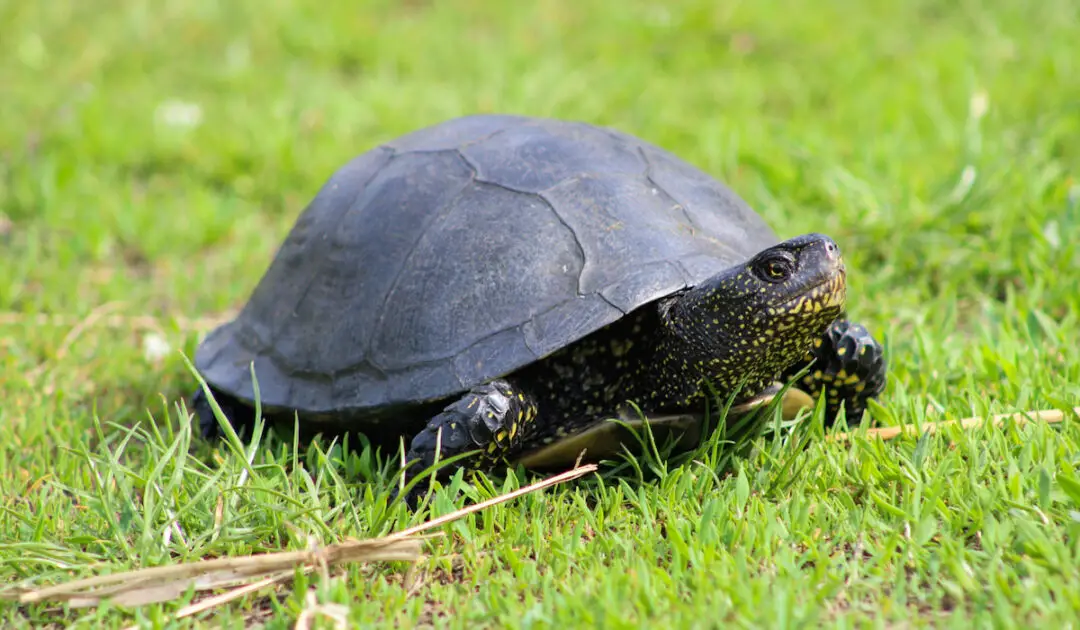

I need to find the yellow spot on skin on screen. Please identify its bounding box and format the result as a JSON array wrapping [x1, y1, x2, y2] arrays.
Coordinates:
[[837, 347, 847, 356], [836, 369, 848, 380], [813, 338, 823, 348], [844, 375, 861, 385], [496, 430, 508, 443], [855, 382, 866, 392], [518, 393, 525, 401], [509, 423, 518, 439]]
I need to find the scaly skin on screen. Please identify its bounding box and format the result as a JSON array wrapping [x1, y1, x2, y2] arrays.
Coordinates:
[[780, 318, 887, 423]]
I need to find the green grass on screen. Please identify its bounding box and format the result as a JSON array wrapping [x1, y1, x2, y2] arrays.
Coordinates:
[[2, 0, 1080, 626]]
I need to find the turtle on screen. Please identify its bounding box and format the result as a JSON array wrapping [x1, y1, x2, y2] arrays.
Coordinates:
[[190, 114, 887, 486]]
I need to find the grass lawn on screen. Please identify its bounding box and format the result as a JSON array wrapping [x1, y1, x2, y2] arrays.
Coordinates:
[[3, 0, 1080, 627]]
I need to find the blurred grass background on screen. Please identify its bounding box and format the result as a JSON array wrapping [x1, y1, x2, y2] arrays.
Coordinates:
[[1, 0, 1079, 627]]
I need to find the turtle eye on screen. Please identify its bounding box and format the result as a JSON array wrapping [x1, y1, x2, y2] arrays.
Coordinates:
[[753, 253, 796, 283]]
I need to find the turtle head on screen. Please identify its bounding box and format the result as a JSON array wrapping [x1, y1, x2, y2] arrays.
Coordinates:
[[657, 233, 847, 396]]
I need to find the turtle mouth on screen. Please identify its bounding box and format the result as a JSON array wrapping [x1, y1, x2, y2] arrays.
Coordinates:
[[756, 272, 847, 323]]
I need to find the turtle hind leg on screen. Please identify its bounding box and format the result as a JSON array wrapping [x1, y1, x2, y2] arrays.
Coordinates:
[[402, 379, 540, 490], [783, 319, 887, 425], [190, 385, 255, 440]]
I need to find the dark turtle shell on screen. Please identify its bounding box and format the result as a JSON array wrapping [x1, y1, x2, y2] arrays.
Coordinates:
[[194, 115, 779, 422]]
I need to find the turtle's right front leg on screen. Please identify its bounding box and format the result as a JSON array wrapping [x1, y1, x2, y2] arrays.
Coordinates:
[[782, 318, 886, 424], [404, 379, 540, 482]]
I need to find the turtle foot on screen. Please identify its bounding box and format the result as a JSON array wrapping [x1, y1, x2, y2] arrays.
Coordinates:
[[785, 319, 887, 425], [399, 379, 539, 499]]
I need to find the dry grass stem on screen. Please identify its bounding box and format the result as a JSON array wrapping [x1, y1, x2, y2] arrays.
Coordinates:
[[833, 407, 1077, 441], [3, 462, 598, 620]]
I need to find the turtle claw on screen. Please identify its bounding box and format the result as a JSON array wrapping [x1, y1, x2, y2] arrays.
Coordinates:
[[402, 379, 538, 483], [785, 319, 887, 425]]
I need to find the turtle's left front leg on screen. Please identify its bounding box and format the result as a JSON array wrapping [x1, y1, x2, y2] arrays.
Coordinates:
[[395, 379, 541, 505], [783, 318, 886, 424]]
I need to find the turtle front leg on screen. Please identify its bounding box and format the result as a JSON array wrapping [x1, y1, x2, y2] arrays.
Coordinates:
[[783, 319, 887, 425], [402, 379, 540, 490]]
